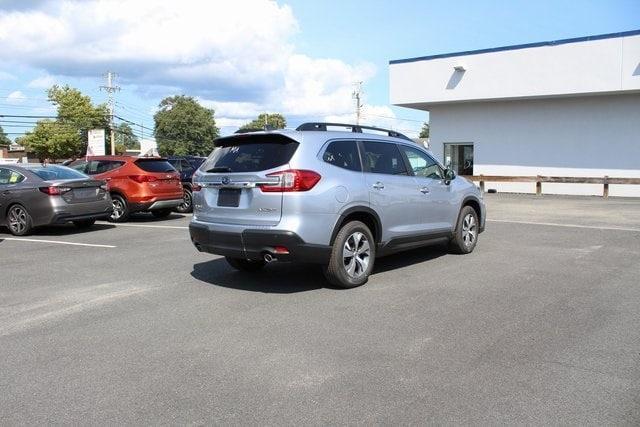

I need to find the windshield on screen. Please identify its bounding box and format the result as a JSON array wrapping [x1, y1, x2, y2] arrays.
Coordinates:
[[201, 135, 298, 173], [134, 159, 176, 173], [29, 165, 89, 181]]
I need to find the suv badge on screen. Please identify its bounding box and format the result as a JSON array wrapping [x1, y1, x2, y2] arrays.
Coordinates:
[[221, 177, 230, 185]]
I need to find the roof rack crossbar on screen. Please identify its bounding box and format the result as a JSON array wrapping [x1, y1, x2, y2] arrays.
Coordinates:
[[295, 122, 411, 141]]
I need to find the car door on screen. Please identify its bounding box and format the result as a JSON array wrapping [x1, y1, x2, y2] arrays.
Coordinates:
[[360, 140, 427, 241], [0, 167, 29, 220], [398, 144, 455, 232]]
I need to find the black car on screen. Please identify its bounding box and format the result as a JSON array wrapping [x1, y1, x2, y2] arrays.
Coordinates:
[[167, 156, 206, 213]]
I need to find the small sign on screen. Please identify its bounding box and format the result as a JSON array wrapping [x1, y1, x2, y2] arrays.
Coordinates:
[[140, 139, 159, 157], [87, 129, 106, 156], [8, 145, 25, 152]]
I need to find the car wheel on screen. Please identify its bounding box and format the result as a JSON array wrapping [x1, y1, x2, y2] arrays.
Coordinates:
[[450, 205, 479, 254], [225, 257, 266, 272], [151, 209, 172, 219], [109, 194, 129, 222], [324, 221, 375, 288], [6, 204, 33, 236], [175, 188, 193, 213], [72, 219, 96, 228]]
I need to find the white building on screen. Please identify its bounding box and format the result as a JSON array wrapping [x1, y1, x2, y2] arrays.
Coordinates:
[[390, 30, 640, 197]]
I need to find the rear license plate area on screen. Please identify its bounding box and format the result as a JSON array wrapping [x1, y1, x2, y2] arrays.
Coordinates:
[[217, 188, 241, 207], [74, 188, 97, 199]]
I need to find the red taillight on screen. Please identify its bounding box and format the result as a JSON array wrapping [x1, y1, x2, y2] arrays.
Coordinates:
[[129, 175, 158, 183], [273, 246, 289, 254], [192, 183, 202, 192], [259, 169, 321, 192], [39, 186, 70, 196]]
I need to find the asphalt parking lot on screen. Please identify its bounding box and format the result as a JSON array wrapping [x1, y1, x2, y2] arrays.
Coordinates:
[[1, 194, 639, 425]]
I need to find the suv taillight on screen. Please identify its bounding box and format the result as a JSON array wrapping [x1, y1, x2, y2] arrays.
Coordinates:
[[259, 169, 321, 192], [129, 175, 157, 183], [39, 186, 71, 196]]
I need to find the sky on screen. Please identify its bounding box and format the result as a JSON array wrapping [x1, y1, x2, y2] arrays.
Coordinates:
[[0, 0, 638, 142]]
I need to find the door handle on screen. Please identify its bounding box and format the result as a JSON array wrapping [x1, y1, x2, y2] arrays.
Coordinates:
[[372, 182, 384, 190], [420, 187, 430, 194], [2, 190, 10, 195]]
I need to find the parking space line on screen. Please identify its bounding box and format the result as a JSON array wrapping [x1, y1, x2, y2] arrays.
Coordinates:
[[0, 238, 116, 248], [488, 219, 640, 232], [97, 222, 188, 230]]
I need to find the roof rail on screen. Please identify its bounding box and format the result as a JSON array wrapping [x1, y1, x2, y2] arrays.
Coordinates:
[[296, 122, 411, 141]]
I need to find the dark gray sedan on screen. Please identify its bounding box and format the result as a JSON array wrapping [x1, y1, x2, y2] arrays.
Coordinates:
[[0, 164, 113, 236]]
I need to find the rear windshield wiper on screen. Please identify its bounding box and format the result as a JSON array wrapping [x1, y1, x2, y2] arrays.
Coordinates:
[[206, 166, 232, 173]]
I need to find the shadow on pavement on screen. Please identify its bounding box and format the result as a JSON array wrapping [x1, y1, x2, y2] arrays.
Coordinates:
[[372, 243, 449, 274], [126, 212, 189, 223], [191, 258, 327, 293], [1, 223, 117, 237], [191, 243, 450, 293]]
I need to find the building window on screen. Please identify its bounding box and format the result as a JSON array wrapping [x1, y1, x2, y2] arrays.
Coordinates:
[[444, 143, 474, 176]]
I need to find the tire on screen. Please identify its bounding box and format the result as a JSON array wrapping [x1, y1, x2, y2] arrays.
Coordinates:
[[175, 188, 193, 213], [6, 204, 33, 236], [323, 221, 375, 288], [225, 257, 266, 272], [108, 194, 129, 223], [151, 209, 172, 219], [450, 205, 479, 254], [73, 219, 96, 228]]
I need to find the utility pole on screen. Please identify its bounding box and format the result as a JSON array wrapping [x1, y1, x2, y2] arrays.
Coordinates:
[[100, 71, 120, 155], [352, 81, 363, 125]]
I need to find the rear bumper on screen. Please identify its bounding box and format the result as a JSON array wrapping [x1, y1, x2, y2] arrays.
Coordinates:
[[189, 222, 331, 263], [130, 198, 183, 212], [51, 211, 111, 224]]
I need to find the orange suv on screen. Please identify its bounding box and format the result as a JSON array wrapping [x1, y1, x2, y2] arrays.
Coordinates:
[[69, 156, 183, 222]]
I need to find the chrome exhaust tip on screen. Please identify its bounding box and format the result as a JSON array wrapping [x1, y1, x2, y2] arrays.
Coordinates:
[[263, 253, 275, 263]]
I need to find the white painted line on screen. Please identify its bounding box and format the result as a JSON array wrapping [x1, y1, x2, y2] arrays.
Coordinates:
[[488, 219, 640, 233], [97, 222, 188, 230], [1, 237, 116, 248]]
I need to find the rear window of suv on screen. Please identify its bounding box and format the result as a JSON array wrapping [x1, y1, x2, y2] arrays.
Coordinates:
[[134, 159, 176, 173], [201, 134, 298, 173]]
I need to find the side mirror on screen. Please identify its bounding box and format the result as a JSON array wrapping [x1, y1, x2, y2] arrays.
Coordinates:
[[444, 168, 455, 185]]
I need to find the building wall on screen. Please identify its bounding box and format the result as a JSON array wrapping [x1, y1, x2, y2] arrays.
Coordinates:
[[430, 94, 640, 197], [390, 33, 640, 107]]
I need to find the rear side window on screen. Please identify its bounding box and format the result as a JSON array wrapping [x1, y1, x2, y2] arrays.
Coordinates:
[[202, 135, 298, 173], [323, 140, 361, 172], [0, 168, 26, 184], [29, 165, 89, 180], [362, 141, 408, 175], [87, 160, 125, 175], [135, 159, 176, 173]]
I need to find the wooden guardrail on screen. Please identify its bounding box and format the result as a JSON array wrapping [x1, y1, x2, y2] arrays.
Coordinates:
[[461, 175, 640, 198]]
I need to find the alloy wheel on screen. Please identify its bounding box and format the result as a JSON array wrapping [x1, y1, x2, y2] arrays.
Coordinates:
[[111, 199, 124, 221], [462, 213, 477, 247], [342, 231, 371, 279], [8, 206, 28, 235], [178, 190, 192, 212]]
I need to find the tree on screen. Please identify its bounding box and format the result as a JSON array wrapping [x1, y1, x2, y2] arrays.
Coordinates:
[[154, 95, 219, 156], [114, 123, 139, 150], [0, 125, 10, 145], [16, 121, 82, 161], [419, 122, 430, 139], [238, 113, 286, 132], [19, 85, 109, 161]]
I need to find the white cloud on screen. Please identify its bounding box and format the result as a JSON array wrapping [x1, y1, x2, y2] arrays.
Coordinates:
[[0, 70, 15, 80], [6, 90, 26, 104], [27, 74, 56, 88], [0, 0, 401, 132]]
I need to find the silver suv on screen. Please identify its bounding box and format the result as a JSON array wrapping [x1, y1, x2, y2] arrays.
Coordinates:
[[189, 123, 485, 288]]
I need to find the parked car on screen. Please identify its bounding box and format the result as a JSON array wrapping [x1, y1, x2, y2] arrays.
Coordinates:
[[167, 156, 206, 213], [0, 164, 112, 236], [189, 122, 486, 288], [68, 156, 183, 222]]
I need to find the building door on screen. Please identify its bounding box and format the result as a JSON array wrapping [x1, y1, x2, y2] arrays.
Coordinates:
[[444, 143, 474, 176]]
